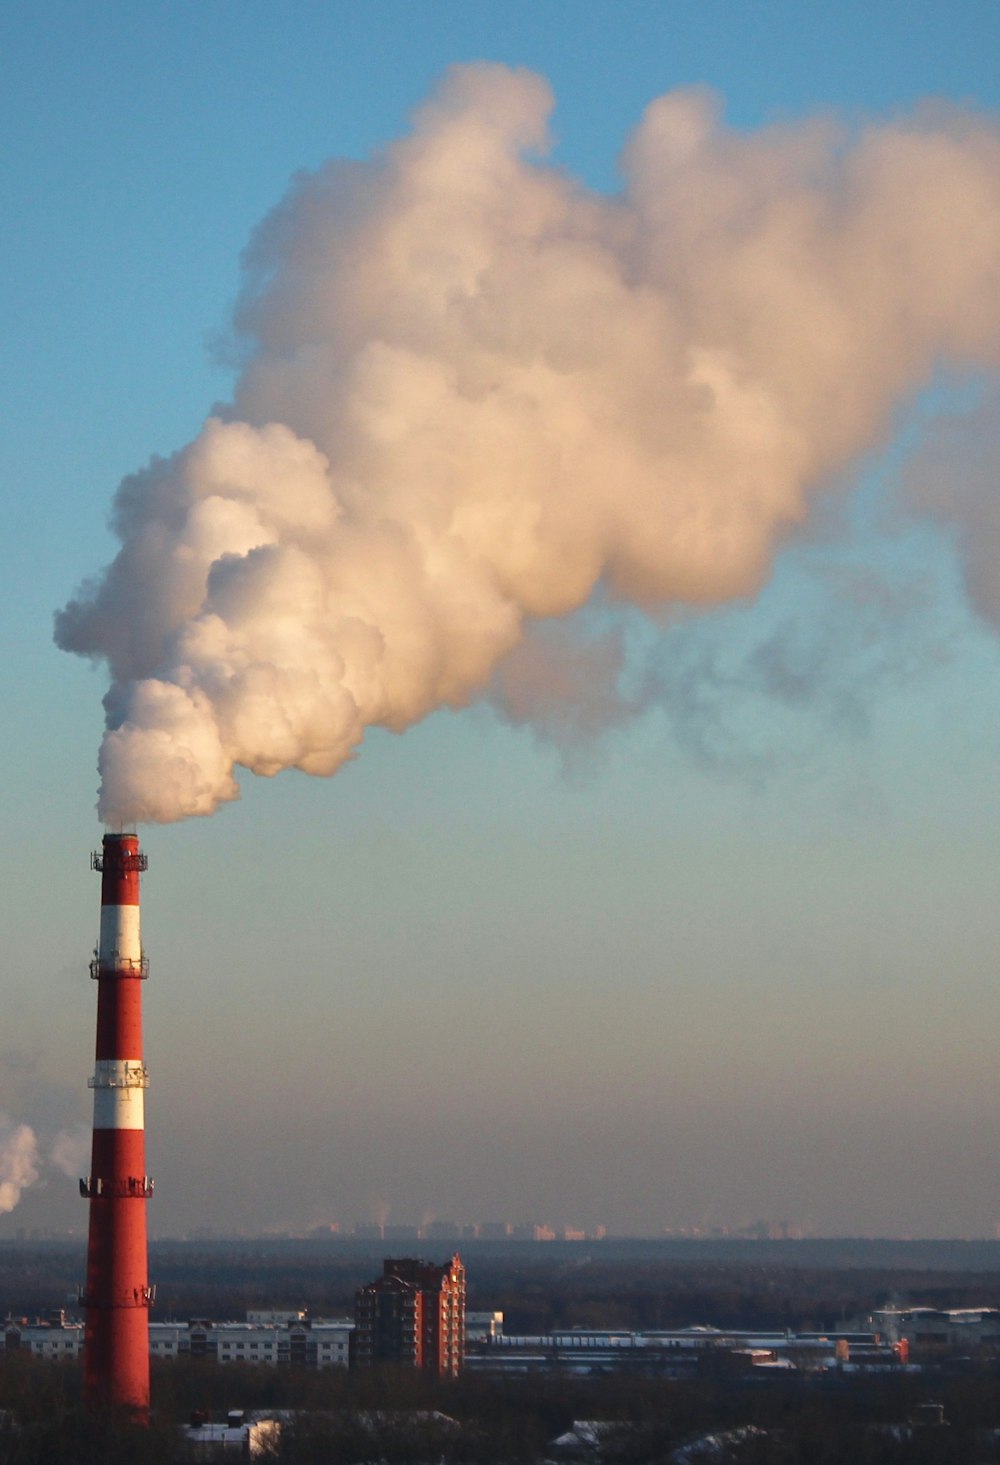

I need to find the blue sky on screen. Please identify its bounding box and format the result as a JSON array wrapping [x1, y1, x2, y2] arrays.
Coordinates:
[[3, 1, 1000, 1239]]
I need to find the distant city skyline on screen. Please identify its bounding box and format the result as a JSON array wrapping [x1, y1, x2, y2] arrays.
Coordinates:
[[3, 2, 1000, 1241], [12, 1213, 1000, 1247]]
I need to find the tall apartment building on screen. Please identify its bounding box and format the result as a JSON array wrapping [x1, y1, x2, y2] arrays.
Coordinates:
[[353, 1255, 466, 1377]]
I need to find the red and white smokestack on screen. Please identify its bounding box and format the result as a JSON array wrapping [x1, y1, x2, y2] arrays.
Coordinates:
[[80, 831, 154, 1419]]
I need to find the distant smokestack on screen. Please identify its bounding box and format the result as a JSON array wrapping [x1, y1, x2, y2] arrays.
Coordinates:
[[80, 832, 154, 1419]]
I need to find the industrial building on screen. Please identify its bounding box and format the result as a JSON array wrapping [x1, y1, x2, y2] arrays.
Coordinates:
[[353, 1255, 466, 1377], [464, 1325, 909, 1376], [850, 1307, 1000, 1352]]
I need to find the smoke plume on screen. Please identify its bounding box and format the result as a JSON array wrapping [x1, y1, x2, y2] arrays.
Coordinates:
[[0, 1117, 39, 1215], [49, 1125, 92, 1181], [905, 386, 1000, 627], [55, 66, 1000, 823]]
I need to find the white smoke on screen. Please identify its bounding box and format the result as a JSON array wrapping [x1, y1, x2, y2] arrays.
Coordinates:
[[904, 386, 1000, 627], [49, 1125, 91, 1180], [0, 1117, 39, 1215], [55, 66, 1000, 823]]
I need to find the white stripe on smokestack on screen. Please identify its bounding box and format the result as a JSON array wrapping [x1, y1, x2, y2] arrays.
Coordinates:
[[89, 1060, 149, 1130], [99, 903, 141, 967]]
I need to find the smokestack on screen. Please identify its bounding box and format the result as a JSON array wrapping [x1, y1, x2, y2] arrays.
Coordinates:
[[80, 832, 154, 1419]]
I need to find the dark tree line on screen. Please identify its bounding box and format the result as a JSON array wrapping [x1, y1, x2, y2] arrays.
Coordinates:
[[2, 1354, 1000, 1463], [9, 1241, 1000, 1331]]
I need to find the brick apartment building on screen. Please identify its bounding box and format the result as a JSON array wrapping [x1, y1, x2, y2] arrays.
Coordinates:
[[353, 1255, 466, 1377]]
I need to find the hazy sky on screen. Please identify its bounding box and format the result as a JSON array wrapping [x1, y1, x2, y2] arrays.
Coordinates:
[[3, 0, 1000, 1240]]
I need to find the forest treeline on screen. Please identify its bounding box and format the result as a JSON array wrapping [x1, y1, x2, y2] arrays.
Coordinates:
[[6, 1241, 1000, 1332], [3, 1353, 1000, 1463]]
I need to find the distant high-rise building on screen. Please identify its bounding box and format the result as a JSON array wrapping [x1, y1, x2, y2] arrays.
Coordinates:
[[425, 1219, 461, 1241], [353, 1222, 385, 1240], [478, 1221, 512, 1239], [353, 1255, 465, 1377], [383, 1223, 421, 1242]]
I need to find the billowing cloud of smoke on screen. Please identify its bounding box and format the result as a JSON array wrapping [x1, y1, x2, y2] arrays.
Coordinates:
[[0, 1117, 39, 1216], [55, 66, 1000, 823]]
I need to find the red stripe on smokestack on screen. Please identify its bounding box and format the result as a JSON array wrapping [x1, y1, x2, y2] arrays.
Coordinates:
[[82, 832, 153, 1421], [99, 841, 141, 906]]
